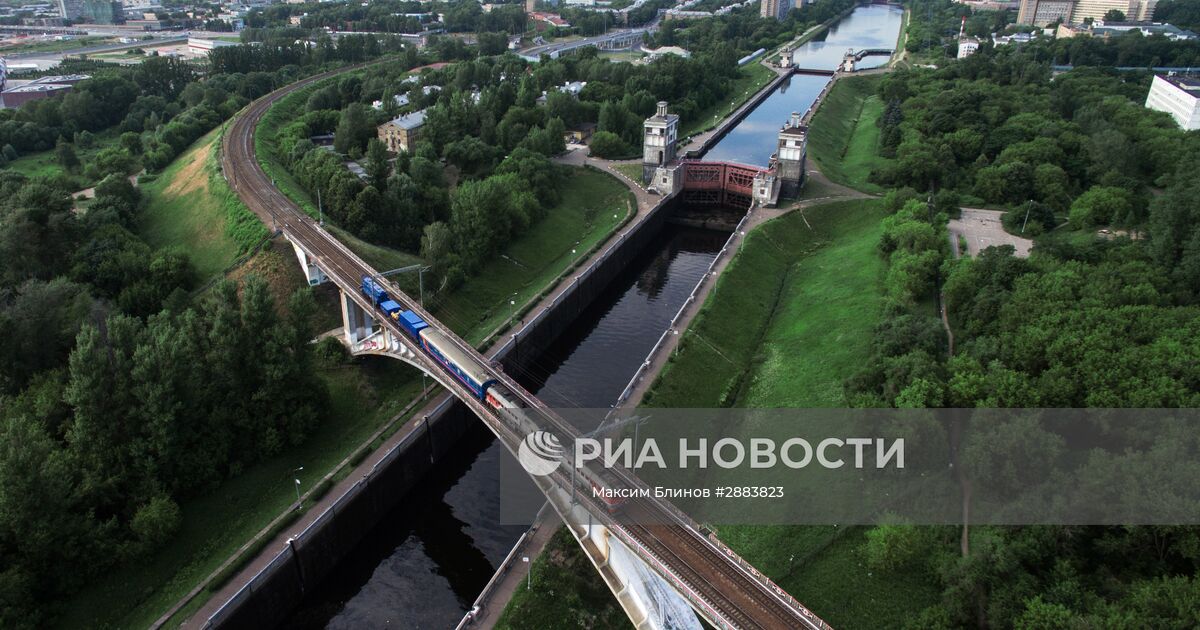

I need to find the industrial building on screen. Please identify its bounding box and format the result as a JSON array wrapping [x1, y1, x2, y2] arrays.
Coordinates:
[[1145, 74, 1200, 130], [0, 73, 89, 109]]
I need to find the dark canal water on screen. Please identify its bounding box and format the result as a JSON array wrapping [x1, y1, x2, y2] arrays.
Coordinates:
[[284, 5, 904, 628], [286, 224, 726, 628]]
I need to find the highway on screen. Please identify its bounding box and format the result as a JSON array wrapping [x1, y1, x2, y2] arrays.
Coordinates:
[[220, 62, 829, 630]]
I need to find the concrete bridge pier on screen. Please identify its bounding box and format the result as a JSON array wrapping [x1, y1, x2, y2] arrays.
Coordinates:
[[341, 290, 376, 347], [291, 240, 327, 286]]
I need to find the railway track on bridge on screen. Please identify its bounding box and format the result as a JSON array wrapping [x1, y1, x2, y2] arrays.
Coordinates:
[[220, 62, 829, 630]]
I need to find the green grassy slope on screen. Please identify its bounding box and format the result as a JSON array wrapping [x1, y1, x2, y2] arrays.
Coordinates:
[[138, 126, 266, 279], [806, 75, 892, 194]]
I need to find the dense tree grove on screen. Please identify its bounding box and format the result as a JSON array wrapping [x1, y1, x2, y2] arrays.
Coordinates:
[[1155, 0, 1200, 30], [0, 165, 331, 626], [271, 41, 757, 292], [647, 0, 858, 56], [840, 28, 1200, 627], [0, 33, 409, 625], [869, 54, 1190, 218]]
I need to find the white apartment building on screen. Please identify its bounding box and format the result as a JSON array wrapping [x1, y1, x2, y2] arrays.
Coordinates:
[[1145, 75, 1200, 130]]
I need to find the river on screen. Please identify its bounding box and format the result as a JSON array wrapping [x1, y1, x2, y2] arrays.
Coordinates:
[[283, 4, 904, 628]]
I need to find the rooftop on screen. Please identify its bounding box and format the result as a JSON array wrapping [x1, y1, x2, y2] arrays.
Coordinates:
[[1161, 75, 1200, 94], [387, 109, 427, 130], [3, 82, 71, 93], [29, 74, 90, 84]]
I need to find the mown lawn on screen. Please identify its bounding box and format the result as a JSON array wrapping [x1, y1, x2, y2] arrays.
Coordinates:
[[806, 75, 892, 194], [501, 199, 940, 628], [643, 199, 888, 408], [613, 161, 644, 184]]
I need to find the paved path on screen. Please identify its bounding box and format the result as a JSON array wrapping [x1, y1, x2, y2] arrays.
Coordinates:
[[465, 506, 562, 628]]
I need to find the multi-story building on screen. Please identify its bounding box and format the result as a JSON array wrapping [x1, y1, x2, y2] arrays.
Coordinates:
[[1145, 74, 1200, 130], [957, 37, 981, 57], [1058, 20, 1197, 39], [1017, 0, 1075, 25], [1072, 0, 1156, 22], [377, 110, 427, 153], [760, 0, 792, 21]]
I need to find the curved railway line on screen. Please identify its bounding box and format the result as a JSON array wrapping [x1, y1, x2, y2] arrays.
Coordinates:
[[220, 61, 829, 630]]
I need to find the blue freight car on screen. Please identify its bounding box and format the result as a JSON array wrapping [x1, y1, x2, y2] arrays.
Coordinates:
[[396, 310, 428, 338], [378, 299, 403, 320], [361, 276, 388, 303]]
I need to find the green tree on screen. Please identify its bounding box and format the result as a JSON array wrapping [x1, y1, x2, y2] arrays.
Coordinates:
[[588, 131, 631, 159], [55, 137, 79, 173], [334, 102, 371, 154], [365, 137, 390, 190], [1068, 185, 1131, 228]]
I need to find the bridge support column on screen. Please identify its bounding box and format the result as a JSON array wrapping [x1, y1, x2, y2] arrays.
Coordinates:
[[341, 291, 376, 347], [291, 240, 327, 286]]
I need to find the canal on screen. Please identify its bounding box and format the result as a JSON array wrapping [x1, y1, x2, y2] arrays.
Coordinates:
[[284, 4, 904, 628], [285, 223, 727, 628], [704, 4, 904, 167]]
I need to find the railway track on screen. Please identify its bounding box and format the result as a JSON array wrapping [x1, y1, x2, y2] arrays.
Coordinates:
[[220, 62, 828, 630]]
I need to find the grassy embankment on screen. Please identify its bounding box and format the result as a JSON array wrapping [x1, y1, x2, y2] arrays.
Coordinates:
[[61, 83, 636, 628], [495, 528, 632, 630], [806, 74, 892, 194], [256, 73, 635, 344], [500, 199, 939, 628], [679, 62, 777, 140], [643, 200, 939, 628]]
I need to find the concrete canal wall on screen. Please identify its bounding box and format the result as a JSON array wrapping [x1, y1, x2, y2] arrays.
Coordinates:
[[203, 192, 681, 629]]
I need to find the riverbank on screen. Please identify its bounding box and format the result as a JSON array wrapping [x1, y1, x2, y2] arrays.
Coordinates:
[[806, 74, 893, 194]]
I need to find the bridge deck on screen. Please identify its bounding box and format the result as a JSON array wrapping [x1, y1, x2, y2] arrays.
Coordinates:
[[221, 63, 828, 630]]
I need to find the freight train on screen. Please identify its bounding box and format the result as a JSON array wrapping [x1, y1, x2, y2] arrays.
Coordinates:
[[361, 276, 627, 511]]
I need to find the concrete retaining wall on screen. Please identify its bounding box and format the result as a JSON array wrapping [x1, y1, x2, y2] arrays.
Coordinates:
[[207, 195, 680, 629], [684, 68, 795, 160], [205, 398, 477, 628]]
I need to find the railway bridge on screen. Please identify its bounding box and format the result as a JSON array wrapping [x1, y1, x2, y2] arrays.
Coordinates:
[[218, 65, 829, 630]]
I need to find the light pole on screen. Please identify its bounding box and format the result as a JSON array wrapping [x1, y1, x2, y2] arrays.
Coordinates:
[[522, 556, 531, 589], [293, 466, 304, 507], [509, 292, 518, 329]]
